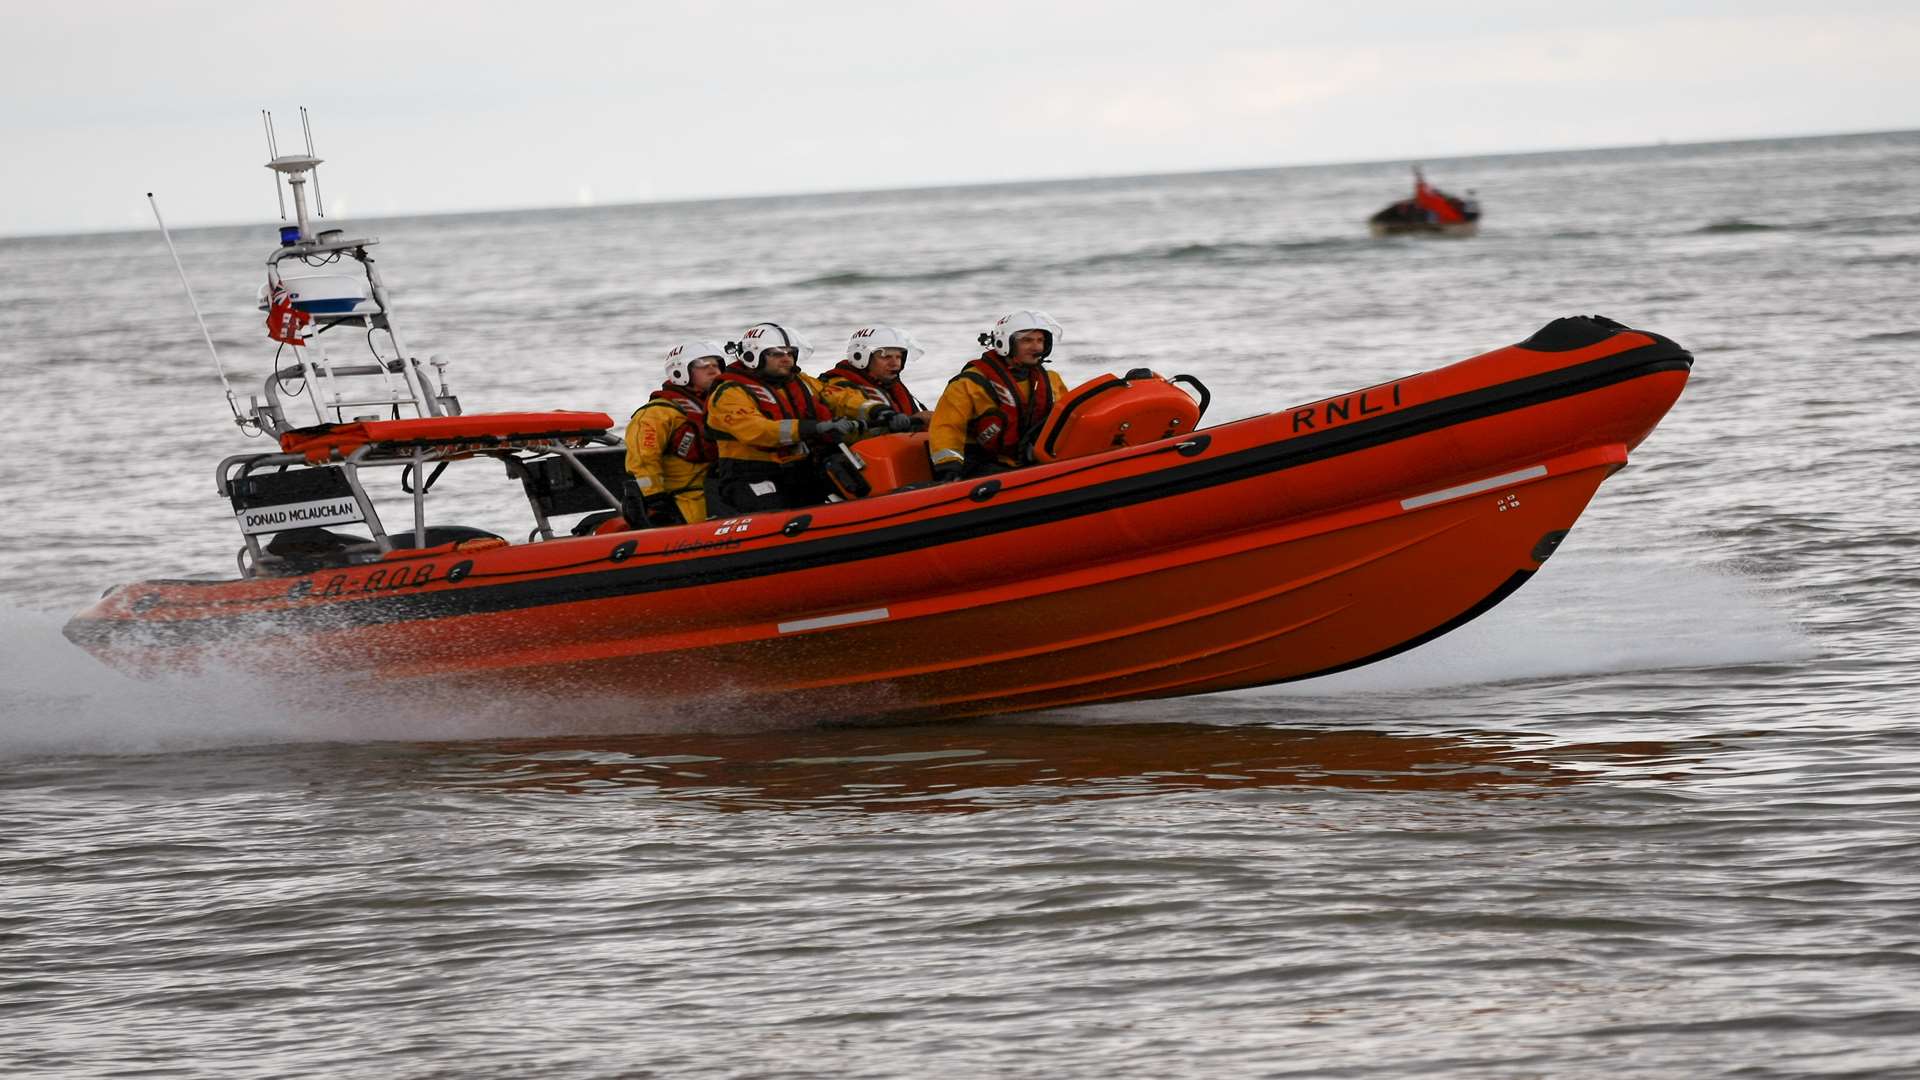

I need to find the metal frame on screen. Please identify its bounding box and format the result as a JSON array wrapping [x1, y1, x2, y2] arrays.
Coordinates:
[[210, 115, 632, 579], [217, 434, 627, 578]]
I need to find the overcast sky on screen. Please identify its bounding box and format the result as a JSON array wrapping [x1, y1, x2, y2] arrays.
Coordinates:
[[4, 1, 1916, 236]]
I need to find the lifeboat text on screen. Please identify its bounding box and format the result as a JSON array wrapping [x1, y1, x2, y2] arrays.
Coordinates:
[[1290, 382, 1404, 433], [310, 563, 438, 598]]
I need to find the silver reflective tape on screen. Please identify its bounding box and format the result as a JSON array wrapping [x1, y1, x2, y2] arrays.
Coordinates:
[[777, 607, 891, 634], [1400, 465, 1549, 511]]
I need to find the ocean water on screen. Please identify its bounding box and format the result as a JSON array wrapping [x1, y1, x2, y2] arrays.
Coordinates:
[[2, 131, 1918, 1077]]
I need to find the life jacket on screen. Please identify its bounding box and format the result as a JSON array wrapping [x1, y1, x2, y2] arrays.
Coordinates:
[[824, 360, 923, 414], [951, 352, 1055, 461], [1413, 179, 1466, 224], [631, 386, 715, 464], [708, 368, 835, 435]]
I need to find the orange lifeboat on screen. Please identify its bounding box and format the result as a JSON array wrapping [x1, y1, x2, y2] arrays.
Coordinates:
[[64, 314, 1691, 724]]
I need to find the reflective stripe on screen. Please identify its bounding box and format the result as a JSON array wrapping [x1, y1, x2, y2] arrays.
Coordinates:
[[777, 607, 891, 634], [929, 448, 965, 465], [778, 419, 798, 445], [1400, 465, 1549, 510]]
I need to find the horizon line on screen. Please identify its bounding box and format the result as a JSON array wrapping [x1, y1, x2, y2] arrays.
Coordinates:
[[6, 124, 1915, 242]]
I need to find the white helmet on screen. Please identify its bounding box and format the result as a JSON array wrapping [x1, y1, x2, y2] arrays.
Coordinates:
[[727, 322, 816, 370], [663, 340, 726, 386], [844, 325, 924, 371], [985, 309, 1064, 360]]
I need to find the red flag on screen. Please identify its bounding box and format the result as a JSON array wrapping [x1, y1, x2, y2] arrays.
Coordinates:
[[266, 288, 312, 345]]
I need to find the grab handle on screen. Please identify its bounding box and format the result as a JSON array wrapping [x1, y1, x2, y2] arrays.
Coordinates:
[[1170, 374, 1211, 420]]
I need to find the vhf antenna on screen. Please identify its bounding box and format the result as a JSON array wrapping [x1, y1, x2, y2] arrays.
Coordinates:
[[262, 110, 285, 218], [301, 106, 325, 218], [262, 108, 325, 242], [148, 192, 249, 429]]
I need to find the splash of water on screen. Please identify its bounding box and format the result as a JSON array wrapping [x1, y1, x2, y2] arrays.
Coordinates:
[[2, 548, 1807, 757], [1292, 548, 1811, 694]]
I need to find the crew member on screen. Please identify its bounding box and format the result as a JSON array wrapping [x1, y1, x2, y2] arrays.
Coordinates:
[[705, 321, 916, 514], [928, 309, 1069, 481], [821, 325, 932, 438], [623, 341, 723, 526], [1412, 167, 1466, 225]]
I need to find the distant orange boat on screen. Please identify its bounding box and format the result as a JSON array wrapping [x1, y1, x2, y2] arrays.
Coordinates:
[[1370, 167, 1483, 236]]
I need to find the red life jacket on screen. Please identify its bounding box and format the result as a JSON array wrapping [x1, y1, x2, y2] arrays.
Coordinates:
[[950, 352, 1055, 460], [709, 368, 835, 430], [632, 385, 715, 464], [1413, 179, 1466, 224], [825, 360, 924, 414]]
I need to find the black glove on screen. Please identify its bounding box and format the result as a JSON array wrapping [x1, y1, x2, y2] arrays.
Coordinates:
[[800, 417, 863, 444], [870, 409, 916, 434], [932, 460, 965, 483], [641, 494, 680, 528]]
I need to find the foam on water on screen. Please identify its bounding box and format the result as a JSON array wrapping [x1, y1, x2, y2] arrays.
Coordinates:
[[1, 546, 1810, 756], [0, 607, 812, 756], [1296, 550, 1814, 695]]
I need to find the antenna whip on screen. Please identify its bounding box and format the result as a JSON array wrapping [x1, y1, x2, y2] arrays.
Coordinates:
[[148, 193, 247, 427]]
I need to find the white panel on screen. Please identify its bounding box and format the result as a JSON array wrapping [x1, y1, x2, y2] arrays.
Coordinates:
[[236, 496, 365, 535]]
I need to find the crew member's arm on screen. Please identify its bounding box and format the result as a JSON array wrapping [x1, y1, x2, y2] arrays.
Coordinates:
[[623, 406, 673, 496], [808, 374, 887, 424], [706, 383, 802, 450], [928, 378, 991, 474]]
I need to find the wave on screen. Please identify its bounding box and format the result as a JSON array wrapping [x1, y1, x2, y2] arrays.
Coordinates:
[[1695, 219, 1782, 234], [1695, 212, 1920, 238], [703, 237, 1366, 297], [1855, 329, 1920, 342], [792, 260, 1015, 289], [1844, 253, 1920, 267], [1801, 210, 1920, 235], [1069, 237, 1359, 271]]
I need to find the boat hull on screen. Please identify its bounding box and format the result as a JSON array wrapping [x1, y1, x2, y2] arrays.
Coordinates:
[[65, 318, 1691, 724], [1369, 219, 1480, 238]]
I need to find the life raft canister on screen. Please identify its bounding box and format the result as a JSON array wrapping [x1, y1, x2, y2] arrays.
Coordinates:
[[1030, 369, 1207, 464]]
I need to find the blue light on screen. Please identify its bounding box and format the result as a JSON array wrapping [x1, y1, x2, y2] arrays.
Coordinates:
[[279, 225, 301, 246]]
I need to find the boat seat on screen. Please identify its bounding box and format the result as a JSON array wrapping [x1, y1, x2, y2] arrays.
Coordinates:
[[570, 509, 630, 536], [266, 524, 502, 556], [519, 447, 630, 518], [265, 526, 372, 558], [384, 525, 505, 550]]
